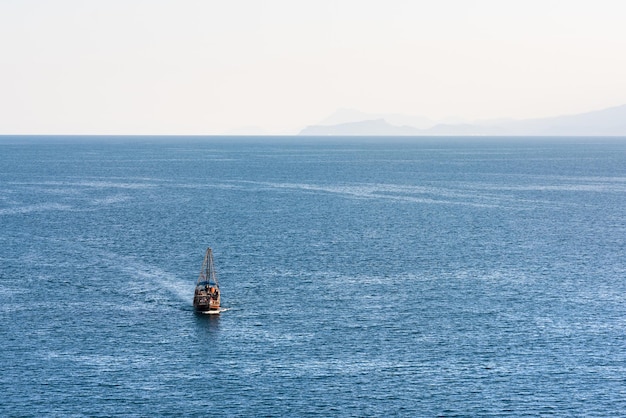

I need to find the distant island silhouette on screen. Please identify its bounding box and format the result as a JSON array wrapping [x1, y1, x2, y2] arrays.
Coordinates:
[[300, 104, 626, 136]]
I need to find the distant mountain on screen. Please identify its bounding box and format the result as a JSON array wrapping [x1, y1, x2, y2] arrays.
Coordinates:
[[319, 108, 435, 130], [300, 119, 420, 136], [300, 104, 626, 136], [496, 104, 626, 135]]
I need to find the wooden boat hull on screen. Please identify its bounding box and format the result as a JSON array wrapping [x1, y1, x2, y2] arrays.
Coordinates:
[[193, 299, 219, 309], [194, 303, 221, 314]]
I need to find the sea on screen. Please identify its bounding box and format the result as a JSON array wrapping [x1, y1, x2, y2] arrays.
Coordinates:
[[1, 136, 625, 416]]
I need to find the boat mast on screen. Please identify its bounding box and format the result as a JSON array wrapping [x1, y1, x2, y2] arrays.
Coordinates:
[[209, 249, 218, 287], [198, 247, 218, 287]]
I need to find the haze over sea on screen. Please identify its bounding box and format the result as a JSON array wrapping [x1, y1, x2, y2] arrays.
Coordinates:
[[1, 136, 625, 416]]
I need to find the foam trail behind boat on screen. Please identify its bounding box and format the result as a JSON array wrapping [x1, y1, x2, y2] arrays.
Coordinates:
[[119, 260, 192, 303]]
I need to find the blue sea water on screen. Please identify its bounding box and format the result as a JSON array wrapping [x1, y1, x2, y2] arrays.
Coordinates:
[[1, 136, 625, 416]]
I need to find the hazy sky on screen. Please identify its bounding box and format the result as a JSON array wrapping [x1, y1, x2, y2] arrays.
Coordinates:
[[1, 0, 625, 134]]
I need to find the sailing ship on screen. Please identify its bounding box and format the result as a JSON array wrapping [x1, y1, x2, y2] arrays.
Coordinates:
[[193, 247, 221, 314]]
